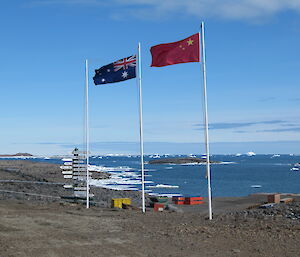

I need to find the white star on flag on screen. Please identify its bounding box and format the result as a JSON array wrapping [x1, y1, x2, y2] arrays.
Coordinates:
[[122, 71, 128, 78]]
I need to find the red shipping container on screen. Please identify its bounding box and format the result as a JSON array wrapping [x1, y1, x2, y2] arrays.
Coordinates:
[[190, 197, 203, 201], [173, 196, 185, 205], [172, 196, 185, 201], [186, 200, 204, 205], [174, 200, 185, 205], [154, 203, 165, 212], [184, 197, 204, 205]]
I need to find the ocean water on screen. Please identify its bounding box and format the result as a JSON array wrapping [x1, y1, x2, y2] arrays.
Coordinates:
[[21, 154, 300, 197]]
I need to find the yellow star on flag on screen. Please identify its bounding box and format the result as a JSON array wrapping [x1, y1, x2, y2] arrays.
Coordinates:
[[187, 38, 194, 46]]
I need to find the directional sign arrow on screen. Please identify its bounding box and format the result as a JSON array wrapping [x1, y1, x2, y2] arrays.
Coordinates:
[[74, 187, 87, 191], [72, 164, 87, 168], [60, 166, 72, 170], [72, 156, 86, 160], [62, 171, 73, 175], [74, 191, 94, 198], [62, 158, 72, 162], [63, 185, 73, 189], [73, 168, 87, 172]]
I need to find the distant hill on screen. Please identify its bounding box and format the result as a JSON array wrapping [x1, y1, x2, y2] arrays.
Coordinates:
[[0, 153, 33, 157]]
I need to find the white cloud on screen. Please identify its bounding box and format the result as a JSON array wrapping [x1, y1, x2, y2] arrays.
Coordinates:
[[30, 0, 300, 21], [116, 0, 300, 20], [29, 0, 105, 6]]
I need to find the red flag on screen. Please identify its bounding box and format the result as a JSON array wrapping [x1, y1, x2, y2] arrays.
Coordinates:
[[150, 33, 200, 67]]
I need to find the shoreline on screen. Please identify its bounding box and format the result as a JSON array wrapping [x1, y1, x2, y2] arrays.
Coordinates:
[[1, 155, 299, 197], [1, 159, 300, 201], [0, 159, 299, 210]]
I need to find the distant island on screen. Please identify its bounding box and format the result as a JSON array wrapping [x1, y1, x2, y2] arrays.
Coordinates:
[[148, 157, 220, 165], [0, 153, 33, 157]]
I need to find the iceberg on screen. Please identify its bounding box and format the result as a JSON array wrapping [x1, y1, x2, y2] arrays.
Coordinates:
[[246, 151, 256, 156]]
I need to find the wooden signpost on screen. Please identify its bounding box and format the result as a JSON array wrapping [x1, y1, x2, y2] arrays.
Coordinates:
[[60, 148, 94, 203]]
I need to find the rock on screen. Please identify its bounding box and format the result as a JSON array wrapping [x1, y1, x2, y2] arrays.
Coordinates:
[[166, 204, 183, 213], [232, 248, 241, 253]]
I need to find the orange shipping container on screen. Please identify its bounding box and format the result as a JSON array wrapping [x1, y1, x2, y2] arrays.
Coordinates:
[[185, 200, 204, 205], [172, 196, 185, 201], [184, 196, 204, 205], [184, 197, 203, 205], [174, 200, 185, 205]]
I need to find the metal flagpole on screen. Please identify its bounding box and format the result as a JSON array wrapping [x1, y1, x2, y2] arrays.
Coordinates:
[[137, 42, 146, 213], [200, 22, 213, 220], [85, 59, 90, 209]]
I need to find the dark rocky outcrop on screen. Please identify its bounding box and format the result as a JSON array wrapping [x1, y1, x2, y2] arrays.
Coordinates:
[[0, 153, 33, 157]]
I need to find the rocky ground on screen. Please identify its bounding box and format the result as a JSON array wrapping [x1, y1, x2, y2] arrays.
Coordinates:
[[0, 160, 144, 207], [0, 160, 300, 257]]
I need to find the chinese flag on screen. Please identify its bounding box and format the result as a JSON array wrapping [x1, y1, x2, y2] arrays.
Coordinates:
[[150, 33, 200, 67]]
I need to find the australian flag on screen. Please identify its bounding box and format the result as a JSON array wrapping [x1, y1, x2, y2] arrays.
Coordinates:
[[93, 55, 137, 85]]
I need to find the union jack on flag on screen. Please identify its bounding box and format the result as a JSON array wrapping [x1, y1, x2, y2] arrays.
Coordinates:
[[113, 55, 137, 72], [93, 54, 137, 85]]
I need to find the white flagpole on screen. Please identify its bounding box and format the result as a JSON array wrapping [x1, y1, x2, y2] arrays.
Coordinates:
[[137, 42, 146, 213], [200, 22, 213, 220], [85, 59, 90, 209]]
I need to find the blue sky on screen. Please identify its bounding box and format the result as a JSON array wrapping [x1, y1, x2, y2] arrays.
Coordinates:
[[1, 0, 300, 155]]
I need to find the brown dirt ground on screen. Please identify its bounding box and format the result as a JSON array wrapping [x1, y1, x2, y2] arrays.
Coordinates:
[[0, 200, 300, 257], [0, 160, 300, 257]]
